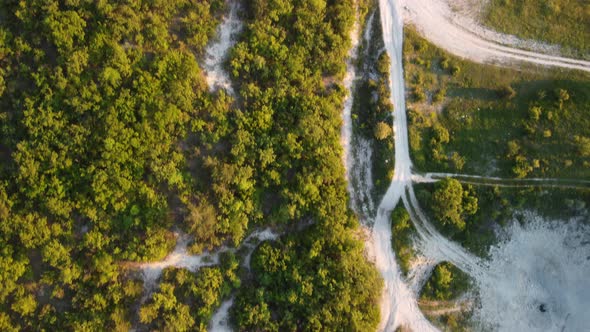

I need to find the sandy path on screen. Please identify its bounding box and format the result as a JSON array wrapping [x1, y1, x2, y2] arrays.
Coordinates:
[[374, 0, 438, 330], [209, 297, 235, 332], [344, 7, 377, 219], [416, 172, 590, 189], [407, 256, 438, 295], [402, 0, 590, 72], [404, 186, 484, 278], [342, 5, 362, 209], [420, 298, 472, 317], [138, 229, 278, 294], [203, 1, 242, 94]]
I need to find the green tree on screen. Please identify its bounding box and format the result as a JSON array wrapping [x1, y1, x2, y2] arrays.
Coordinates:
[[374, 121, 393, 140], [574, 135, 590, 157], [432, 178, 478, 231]]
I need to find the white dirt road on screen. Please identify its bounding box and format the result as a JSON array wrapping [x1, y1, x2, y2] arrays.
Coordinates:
[[374, 0, 438, 330], [416, 172, 590, 189], [402, 0, 590, 72]]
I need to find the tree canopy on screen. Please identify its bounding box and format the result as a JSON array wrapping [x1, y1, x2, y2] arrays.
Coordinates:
[[0, 0, 381, 330], [432, 178, 478, 231]]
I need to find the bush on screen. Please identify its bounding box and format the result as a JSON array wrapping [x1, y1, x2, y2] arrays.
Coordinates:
[[374, 121, 393, 140], [498, 85, 517, 99], [432, 178, 478, 231]]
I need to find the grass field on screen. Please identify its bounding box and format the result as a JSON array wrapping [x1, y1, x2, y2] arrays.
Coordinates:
[[404, 26, 590, 179], [484, 0, 590, 58]]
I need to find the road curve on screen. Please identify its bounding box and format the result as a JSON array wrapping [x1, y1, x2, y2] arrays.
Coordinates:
[[403, 0, 590, 72]]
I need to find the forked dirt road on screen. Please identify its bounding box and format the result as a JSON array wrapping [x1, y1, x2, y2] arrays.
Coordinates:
[[371, 0, 590, 331]]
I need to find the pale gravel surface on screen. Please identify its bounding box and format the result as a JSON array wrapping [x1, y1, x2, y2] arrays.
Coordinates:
[[473, 215, 590, 331], [350, 137, 376, 218]]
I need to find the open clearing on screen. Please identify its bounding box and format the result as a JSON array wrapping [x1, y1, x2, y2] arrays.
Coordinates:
[[340, 0, 590, 331]]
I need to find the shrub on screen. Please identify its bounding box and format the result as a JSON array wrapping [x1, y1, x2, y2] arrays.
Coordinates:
[[498, 85, 516, 99], [374, 122, 393, 140]]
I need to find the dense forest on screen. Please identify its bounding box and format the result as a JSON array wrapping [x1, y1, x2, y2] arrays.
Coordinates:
[[0, 0, 381, 330], [229, 0, 382, 330]]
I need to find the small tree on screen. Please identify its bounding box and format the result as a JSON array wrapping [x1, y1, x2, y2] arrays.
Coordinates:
[[543, 129, 552, 138], [432, 178, 478, 231], [528, 106, 542, 121], [574, 135, 590, 157], [377, 52, 391, 76], [506, 140, 520, 158], [432, 178, 465, 230], [433, 264, 453, 300], [498, 85, 516, 99], [512, 155, 533, 178], [374, 122, 393, 140], [557, 88, 570, 110]]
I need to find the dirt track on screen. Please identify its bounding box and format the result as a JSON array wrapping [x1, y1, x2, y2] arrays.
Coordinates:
[[403, 0, 590, 72]]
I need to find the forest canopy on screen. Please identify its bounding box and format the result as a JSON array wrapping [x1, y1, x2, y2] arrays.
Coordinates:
[[0, 0, 381, 330]]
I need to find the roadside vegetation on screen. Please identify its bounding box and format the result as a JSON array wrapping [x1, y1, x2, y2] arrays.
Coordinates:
[[139, 252, 240, 331], [418, 261, 473, 332], [484, 0, 590, 58], [421, 263, 470, 303], [352, 8, 396, 199], [404, 26, 590, 179], [406, 24, 590, 255], [416, 179, 590, 257], [418, 258, 472, 331], [0, 0, 382, 330], [390, 205, 417, 276]]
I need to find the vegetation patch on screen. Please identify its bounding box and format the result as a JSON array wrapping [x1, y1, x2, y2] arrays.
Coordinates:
[[139, 252, 240, 331], [421, 263, 470, 302], [484, 0, 590, 58], [352, 8, 395, 199], [390, 204, 417, 276], [404, 26, 590, 179], [419, 262, 472, 332], [228, 0, 383, 330]]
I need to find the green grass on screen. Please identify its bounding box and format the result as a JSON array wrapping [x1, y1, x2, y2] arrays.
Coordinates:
[[485, 0, 590, 58], [404, 26, 590, 179]]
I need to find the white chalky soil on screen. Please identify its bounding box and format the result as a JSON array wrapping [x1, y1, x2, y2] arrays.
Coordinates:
[[474, 216, 590, 331]]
